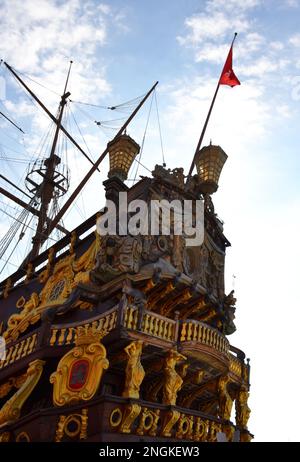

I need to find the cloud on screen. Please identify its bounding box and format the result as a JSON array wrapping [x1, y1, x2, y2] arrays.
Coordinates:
[[289, 33, 300, 47]]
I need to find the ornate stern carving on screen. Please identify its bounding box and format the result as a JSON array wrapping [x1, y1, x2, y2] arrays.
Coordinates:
[[122, 341, 145, 399], [0, 359, 45, 427], [163, 350, 187, 406], [218, 376, 233, 421], [50, 326, 109, 406], [235, 386, 251, 430], [55, 408, 88, 442], [2, 233, 101, 343]]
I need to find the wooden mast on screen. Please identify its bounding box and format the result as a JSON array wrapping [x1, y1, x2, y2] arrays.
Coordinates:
[[26, 61, 72, 261]]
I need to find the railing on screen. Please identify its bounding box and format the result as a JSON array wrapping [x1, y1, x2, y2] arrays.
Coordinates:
[[142, 310, 177, 342], [229, 354, 243, 378], [179, 320, 229, 356], [0, 332, 37, 370], [229, 348, 250, 384], [49, 307, 118, 347], [0, 303, 248, 385], [123, 306, 177, 342]]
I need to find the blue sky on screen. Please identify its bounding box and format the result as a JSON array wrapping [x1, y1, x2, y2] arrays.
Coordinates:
[[1, 0, 300, 441]]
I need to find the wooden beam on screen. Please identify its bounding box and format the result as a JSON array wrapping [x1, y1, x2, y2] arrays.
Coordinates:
[[0, 186, 68, 235]]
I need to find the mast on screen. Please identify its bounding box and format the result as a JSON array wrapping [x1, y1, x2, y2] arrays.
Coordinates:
[[27, 62, 73, 261]]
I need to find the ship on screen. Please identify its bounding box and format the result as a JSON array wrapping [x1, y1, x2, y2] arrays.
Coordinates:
[[0, 60, 252, 443]]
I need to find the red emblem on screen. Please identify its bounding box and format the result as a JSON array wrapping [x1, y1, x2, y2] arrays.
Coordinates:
[[69, 359, 89, 390]]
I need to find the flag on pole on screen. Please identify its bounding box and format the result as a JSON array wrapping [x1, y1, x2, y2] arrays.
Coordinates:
[[219, 45, 240, 87]]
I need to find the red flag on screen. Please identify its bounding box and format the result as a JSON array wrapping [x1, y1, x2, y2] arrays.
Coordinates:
[[219, 46, 240, 87]]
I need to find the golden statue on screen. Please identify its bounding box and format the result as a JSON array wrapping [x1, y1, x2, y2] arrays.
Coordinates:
[[163, 350, 186, 405], [122, 341, 145, 399], [218, 376, 233, 421], [236, 386, 251, 429]]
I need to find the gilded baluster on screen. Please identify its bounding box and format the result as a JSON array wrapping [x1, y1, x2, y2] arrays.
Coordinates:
[[57, 329, 67, 346], [133, 308, 138, 329], [15, 340, 25, 361], [108, 312, 115, 331], [187, 323, 192, 341], [91, 321, 98, 331], [198, 323, 202, 342], [50, 329, 58, 346], [154, 317, 159, 336], [180, 322, 187, 341], [2, 347, 13, 368], [65, 328, 74, 345], [143, 313, 150, 334], [27, 333, 37, 354], [21, 336, 32, 357], [98, 317, 105, 330], [146, 314, 152, 335], [9, 344, 18, 364], [192, 323, 198, 341]]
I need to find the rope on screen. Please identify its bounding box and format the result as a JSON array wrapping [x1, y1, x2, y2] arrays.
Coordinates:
[[9, 66, 61, 96], [70, 92, 146, 111], [154, 89, 166, 166], [132, 91, 154, 183]]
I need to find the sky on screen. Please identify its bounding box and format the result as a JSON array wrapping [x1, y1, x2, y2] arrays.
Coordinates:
[[0, 0, 300, 442]]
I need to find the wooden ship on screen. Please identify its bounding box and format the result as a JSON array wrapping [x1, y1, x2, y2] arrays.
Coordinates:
[[0, 62, 252, 443]]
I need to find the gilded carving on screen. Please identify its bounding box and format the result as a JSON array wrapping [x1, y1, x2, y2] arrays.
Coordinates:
[[39, 247, 55, 283], [218, 376, 233, 421], [55, 408, 88, 442], [194, 417, 209, 441], [119, 403, 141, 434], [161, 409, 180, 437], [163, 350, 186, 406], [50, 326, 108, 406], [3, 292, 39, 342], [0, 359, 45, 427], [94, 235, 142, 282], [0, 372, 27, 399], [122, 341, 145, 399], [16, 431, 30, 442], [2, 234, 101, 343], [110, 407, 123, 428], [175, 414, 190, 439], [0, 431, 10, 442], [235, 386, 251, 429], [136, 407, 160, 436]]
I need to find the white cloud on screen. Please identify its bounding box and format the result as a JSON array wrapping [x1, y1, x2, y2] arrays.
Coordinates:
[[270, 41, 284, 50], [289, 33, 300, 47], [206, 0, 260, 11], [285, 0, 299, 7]]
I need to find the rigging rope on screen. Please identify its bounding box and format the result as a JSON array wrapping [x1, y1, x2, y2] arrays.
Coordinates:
[[70, 92, 146, 111], [154, 89, 166, 166], [132, 91, 154, 183]]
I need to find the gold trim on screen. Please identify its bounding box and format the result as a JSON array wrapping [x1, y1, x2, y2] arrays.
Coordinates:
[[0, 359, 45, 427]]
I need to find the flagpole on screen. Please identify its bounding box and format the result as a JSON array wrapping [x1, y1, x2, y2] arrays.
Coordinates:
[[188, 33, 238, 177]]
